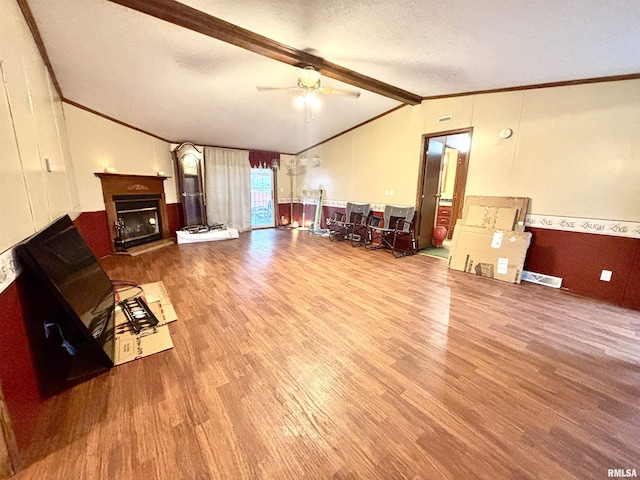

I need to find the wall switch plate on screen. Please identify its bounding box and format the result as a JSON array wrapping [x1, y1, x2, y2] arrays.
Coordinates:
[[600, 270, 612, 282]]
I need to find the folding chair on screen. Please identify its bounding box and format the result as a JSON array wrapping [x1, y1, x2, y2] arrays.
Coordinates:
[[326, 202, 371, 244], [366, 205, 417, 257], [326, 211, 347, 241], [345, 203, 371, 247]]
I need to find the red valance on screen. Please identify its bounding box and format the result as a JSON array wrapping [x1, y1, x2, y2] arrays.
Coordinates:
[[249, 150, 280, 169]]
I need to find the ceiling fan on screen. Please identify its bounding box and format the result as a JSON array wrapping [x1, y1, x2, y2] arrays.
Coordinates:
[[257, 66, 360, 121]]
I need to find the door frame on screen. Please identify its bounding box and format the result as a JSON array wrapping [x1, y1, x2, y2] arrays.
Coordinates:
[[414, 127, 473, 249], [250, 167, 276, 229]]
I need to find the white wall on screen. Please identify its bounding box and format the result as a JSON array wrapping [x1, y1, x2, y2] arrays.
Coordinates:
[[290, 105, 425, 207], [300, 79, 640, 222], [0, 0, 79, 253], [507, 82, 639, 219], [64, 104, 177, 212]]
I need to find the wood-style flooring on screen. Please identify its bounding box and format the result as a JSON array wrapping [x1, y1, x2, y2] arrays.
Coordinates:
[[13, 229, 640, 479]]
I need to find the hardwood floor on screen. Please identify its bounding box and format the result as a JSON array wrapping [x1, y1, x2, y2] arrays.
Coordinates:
[[13, 229, 640, 479]]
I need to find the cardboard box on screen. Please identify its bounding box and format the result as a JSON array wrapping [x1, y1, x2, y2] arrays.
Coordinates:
[[113, 281, 178, 365], [461, 196, 529, 232], [448, 226, 532, 284], [462, 205, 518, 230]]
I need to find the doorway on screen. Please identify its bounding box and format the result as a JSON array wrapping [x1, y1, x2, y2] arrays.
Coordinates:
[[250, 168, 275, 229], [415, 128, 472, 251]]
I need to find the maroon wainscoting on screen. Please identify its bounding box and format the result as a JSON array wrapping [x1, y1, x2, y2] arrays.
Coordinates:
[[276, 203, 290, 226], [166, 203, 183, 234], [0, 280, 44, 450], [73, 211, 111, 259], [621, 246, 640, 310], [525, 227, 640, 309], [277, 203, 302, 226]]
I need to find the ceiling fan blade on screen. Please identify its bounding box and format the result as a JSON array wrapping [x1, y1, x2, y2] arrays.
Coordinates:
[[319, 87, 361, 98], [256, 86, 300, 92]]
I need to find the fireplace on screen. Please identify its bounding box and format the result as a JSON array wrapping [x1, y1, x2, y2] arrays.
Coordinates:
[[96, 173, 171, 253], [114, 195, 162, 250]]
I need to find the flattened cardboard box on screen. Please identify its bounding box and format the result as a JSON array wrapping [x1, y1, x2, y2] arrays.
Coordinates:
[[461, 196, 529, 232], [113, 281, 178, 365], [448, 226, 532, 284], [463, 205, 518, 230], [462, 196, 529, 223]]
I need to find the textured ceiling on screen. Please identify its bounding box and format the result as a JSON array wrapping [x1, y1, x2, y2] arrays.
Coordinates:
[[26, 0, 640, 153]]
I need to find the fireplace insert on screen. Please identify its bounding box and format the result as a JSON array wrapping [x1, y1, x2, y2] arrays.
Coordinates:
[[113, 196, 162, 250]]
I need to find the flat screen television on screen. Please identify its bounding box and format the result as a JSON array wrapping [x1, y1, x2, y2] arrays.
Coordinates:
[[17, 215, 116, 382]]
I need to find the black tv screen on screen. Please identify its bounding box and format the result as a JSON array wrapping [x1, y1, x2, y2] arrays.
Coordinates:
[[17, 215, 115, 373]]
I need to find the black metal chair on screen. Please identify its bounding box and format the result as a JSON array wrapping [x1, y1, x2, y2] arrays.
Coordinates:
[[326, 211, 347, 241], [326, 202, 371, 244], [366, 205, 417, 257], [347, 203, 372, 247]]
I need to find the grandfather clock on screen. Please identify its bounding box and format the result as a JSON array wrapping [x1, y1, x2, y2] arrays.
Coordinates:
[[173, 142, 207, 226]]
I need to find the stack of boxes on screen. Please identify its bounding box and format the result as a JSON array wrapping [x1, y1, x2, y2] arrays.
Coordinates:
[[448, 196, 532, 284]]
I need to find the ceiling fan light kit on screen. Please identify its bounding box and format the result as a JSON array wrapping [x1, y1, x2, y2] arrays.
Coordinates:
[[294, 92, 321, 109], [257, 66, 360, 122], [294, 91, 321, 122], [298, 66, 321, 89]]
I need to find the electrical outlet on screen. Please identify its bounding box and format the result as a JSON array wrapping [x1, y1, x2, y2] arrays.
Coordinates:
[[385, 189, 389, 196], [600, 270, 612, 282]]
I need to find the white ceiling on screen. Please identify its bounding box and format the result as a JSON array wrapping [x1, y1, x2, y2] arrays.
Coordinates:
[[26, 0, 640, 154]]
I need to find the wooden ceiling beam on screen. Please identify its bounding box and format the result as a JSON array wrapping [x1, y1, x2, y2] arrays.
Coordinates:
[[106, 0, 422, 105]]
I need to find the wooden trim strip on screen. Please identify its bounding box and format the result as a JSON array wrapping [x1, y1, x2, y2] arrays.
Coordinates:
[[63, 99, 172, 143], [422, 73, 640, 100], [105, 0, 422, 105], [16, 0, 63, 99]]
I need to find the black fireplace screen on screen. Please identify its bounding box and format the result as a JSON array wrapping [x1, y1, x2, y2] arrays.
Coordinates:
[[114, 197, 162, 250]]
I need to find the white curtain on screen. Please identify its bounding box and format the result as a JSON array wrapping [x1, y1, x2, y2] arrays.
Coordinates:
[[204, 147, 252, 232]]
